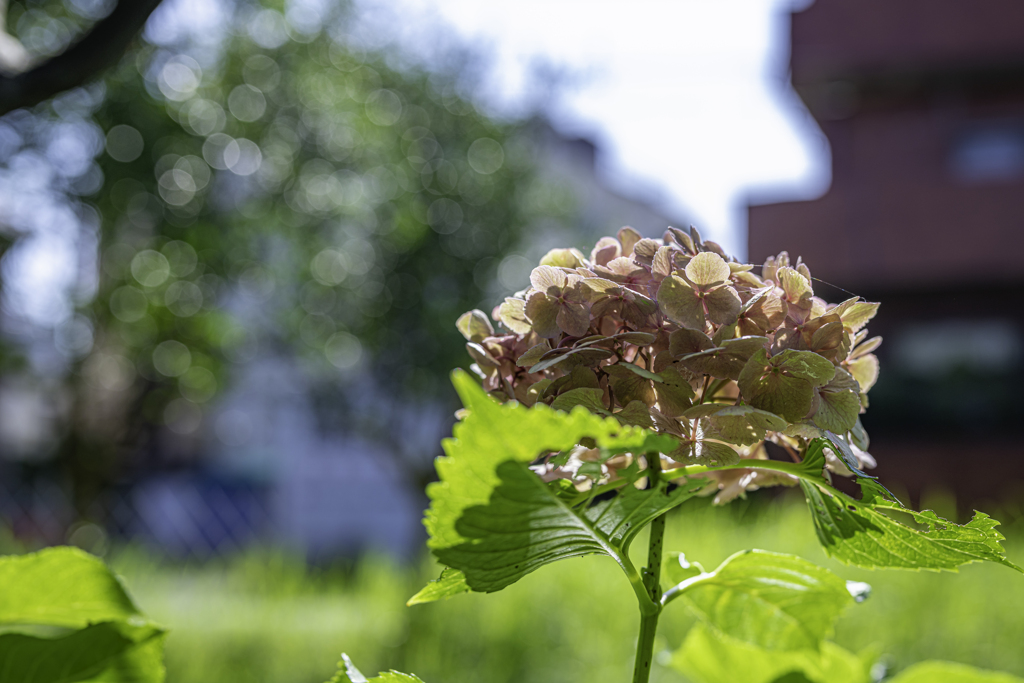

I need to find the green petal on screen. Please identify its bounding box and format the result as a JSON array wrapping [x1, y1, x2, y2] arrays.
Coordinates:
[[685, 252, 731, 288], [658, 275, 704, 329], [498, 297, 532, 334], [529, 265, 567, 294], [704, 286, 741, 325], [525, 292, 560, 338]]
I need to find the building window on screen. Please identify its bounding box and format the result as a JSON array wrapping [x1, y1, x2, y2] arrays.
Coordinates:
[[949, 123, 1024, 183]]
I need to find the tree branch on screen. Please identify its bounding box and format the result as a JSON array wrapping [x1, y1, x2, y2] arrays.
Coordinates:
[[0, 0, 164, 115]]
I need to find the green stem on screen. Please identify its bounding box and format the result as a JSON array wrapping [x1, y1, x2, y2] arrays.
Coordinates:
[[632, 453, 666, 683]]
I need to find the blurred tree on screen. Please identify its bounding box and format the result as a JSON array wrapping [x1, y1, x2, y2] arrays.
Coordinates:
[[0, 0, 576, 515], [0, 0, 162, 113]]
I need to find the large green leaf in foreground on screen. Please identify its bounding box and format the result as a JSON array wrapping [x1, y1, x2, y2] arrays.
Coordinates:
[[671, 623, 872, 683], [887, 662, 1024, 683], [673, 622, 1024, 683], [0, 622, 164, 683], [420, 370, 695, 598], [0, 547, 140, 627], [665, 550, 855, 651], [801, 480, 1022, 573], [0, 547, 165, 683]]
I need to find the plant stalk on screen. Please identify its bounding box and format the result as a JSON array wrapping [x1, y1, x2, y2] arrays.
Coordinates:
[[632, 453, 666, 683]]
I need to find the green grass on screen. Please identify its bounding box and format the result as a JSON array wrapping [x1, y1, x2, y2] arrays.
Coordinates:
[[109, 491, 1024, 683]]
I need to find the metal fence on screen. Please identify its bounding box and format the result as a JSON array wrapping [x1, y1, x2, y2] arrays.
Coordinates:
[[0, 473, 272, 558]]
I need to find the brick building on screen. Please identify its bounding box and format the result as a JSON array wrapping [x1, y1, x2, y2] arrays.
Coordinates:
[[748, 0, 1024, 507]]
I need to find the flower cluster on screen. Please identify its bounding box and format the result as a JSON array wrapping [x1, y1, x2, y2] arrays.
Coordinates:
[[456, 227, 880, 503]]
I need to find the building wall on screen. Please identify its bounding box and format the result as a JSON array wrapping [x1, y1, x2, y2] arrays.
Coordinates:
[[748, 0, 1024, 507]]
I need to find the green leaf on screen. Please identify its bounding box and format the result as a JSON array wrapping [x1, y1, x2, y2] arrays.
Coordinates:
[[665, 550, 854, 650], [887, 662, 1024, 683], [0, 548, 142, 628], [671, 623, 871, 683], [423, 370, 695, 595], [801, 480, 1023, 573], [664, 552, 704, 585], [0, 622, 165, 683], [432, 458, 702, 594], [821, 432, 873, 479], [406, 568, 469, 606], [326, 654, 425, 683]]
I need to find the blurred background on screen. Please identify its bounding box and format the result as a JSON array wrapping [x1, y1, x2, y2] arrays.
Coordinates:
[[0, 0, 1022, 681]]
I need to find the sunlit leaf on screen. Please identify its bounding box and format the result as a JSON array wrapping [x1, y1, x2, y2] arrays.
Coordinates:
[[801, 480, 1022, 573], [0, 548, 141, 628], [0, 548, 165, 683], [671, 623, 871, 683], [530, 265, 567, 294], [406, 567, 469, 606], [539, 248, 584, 269], [422, 370, 695, 595], [844, 354, 878, 393], [455, 310, 493, 343], [668, 550, 855, 650], [887, 662, 1024, 683], [325, 654, 424, 683], [498, 298, 532, 335], [0, 622, 165, 683], [685, 252, 731, 288]]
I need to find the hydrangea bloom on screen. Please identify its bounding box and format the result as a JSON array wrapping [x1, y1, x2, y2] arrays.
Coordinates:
[[457, 227, 880, 503]]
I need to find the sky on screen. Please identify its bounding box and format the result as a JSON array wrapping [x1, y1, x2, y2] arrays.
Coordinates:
[[2, 0, 831, 328], [359, 0, 830, 258]]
